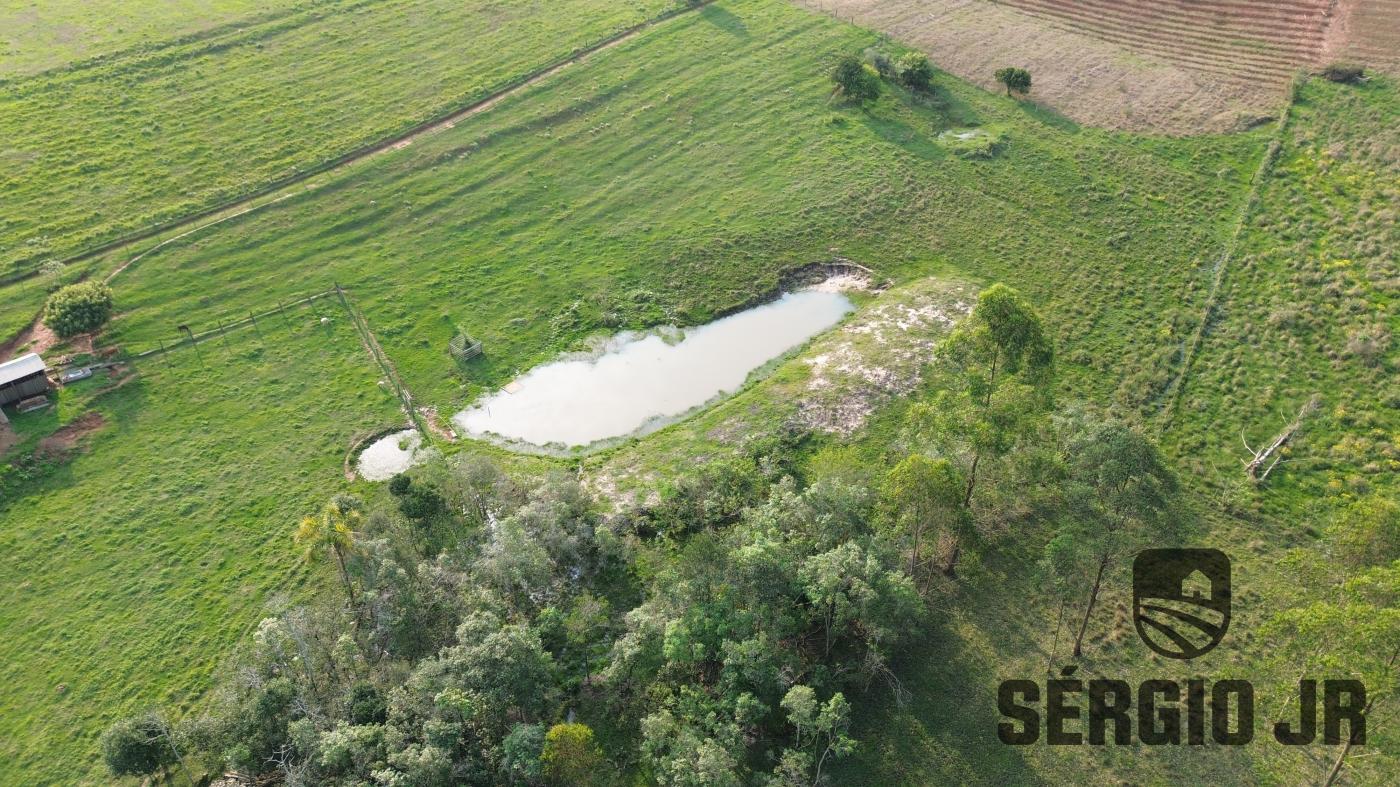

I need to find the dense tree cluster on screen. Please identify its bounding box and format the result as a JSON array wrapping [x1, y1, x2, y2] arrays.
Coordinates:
[[104, 284, 1219, 784]]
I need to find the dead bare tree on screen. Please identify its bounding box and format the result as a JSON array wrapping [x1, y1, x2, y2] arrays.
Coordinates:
[[1242, 395, 1319, 483]]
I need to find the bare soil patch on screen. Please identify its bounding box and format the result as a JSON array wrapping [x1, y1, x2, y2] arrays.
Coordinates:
[[797, 0, 1307, 133], [35, 411, 106, 458], [0, 316, 58, 362], [0, 426, 19, 456]]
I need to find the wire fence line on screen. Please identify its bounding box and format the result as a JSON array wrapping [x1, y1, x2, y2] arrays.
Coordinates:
[[124, 287, 341, 361], [334, 283, 431, 441], [114, 282, 433, 443]]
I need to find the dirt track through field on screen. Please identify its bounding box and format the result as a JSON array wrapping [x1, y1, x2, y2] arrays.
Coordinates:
[[95, 1, 711, 285], [0, 1, 712, 359], [45, 2, 711, 283]]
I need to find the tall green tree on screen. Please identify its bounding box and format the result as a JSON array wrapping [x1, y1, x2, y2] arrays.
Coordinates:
[[1267, 560, 1400, 786], [295, 494, 364, 609], [919, 283, 1054, 509], [831, 54, 879, 103], [100, 714, 179, 779], [1039, 529, 1093, 671], [880, 455, 968, 582], [1064, 421, 1178, 656], [1267, 497, 1400, 785], [778, 686, 855, 785]]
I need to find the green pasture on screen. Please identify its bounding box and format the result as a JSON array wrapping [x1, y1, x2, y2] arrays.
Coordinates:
[[0, 304, 402, 783], [2, 0, 1396, 783], [0, 0, 676, 283]]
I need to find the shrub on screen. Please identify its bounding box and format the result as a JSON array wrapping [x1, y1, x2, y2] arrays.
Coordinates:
[[399, 485, 447, 522], [101, 715, 175, 777], [896, 52, 933, 90], [388, 472, 413, 496], [863, 47, 894, 79], [42, 281, 114, 338], [348, 682, 387, 725], [1322, 63, 1365, 83], [831, 54, 879, 103], [994, 66, 1031, 96]]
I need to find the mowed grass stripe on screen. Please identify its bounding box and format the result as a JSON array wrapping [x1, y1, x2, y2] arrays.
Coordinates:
[[0, 0, 677, 278]]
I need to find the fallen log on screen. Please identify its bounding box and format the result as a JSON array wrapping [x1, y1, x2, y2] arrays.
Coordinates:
[[1243, 395, 1320, 483]]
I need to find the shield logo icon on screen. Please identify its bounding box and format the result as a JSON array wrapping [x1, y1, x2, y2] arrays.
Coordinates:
[[1133, 548, 1231, 659]]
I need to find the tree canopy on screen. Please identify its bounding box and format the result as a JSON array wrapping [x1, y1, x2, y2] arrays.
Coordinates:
[[42, 281, 113, 338], [994, 67, 1032, 96]]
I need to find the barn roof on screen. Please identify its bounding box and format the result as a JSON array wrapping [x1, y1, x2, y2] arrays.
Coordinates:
[[0, 353, 47, 386]]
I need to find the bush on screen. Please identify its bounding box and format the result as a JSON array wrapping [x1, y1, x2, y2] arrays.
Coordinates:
[[388, 472, 413, 496], [831, 54, 879, 103], [1322, 63, 1365, 83], [994, 66, 1031, 96], [101, 715, 175, 777], [348, 682, 387, 725], [863, 47, 894, 79], [42, 281, 114, 338], [895, 52, 933, 91]]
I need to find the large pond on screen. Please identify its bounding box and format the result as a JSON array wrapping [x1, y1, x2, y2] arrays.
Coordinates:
[[454, 289, 855, 448]]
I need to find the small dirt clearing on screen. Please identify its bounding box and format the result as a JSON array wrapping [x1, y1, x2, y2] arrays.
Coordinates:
[[35, 411, 105, 458]]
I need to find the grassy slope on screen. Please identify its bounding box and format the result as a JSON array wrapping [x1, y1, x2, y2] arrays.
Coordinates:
[[102, 0, 1258, 427], [1167, 77, 1400, 512], [10, 0, 1358, 782], [0, 308, 403, 784], [0, 0, 293, 77], [0, 0, 675, 296], [831, 78, 1400, 786]]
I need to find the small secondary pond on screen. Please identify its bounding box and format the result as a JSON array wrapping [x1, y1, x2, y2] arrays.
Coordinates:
[[357, 429, 425, 480], [455, 289, 855, 448]]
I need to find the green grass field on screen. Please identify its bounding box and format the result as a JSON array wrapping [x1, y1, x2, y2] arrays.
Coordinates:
[[2, 0, 1396, 783], [0, 304, 403, 783], [98, 0, 1259, 423], [1165, 77, 1400, 512], [0, 0, 295, 77], [0, 0, 675, 282]]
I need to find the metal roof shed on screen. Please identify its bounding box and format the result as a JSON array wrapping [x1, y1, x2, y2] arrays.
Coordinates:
[[0, 353, 50, 408]]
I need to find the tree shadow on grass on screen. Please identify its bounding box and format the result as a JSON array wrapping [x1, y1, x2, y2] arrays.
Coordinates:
[[857, 109, 948, 163], [699, 4, 749, 38], [831, 613, 1044, 785], [1014, 98, 1081, 136]]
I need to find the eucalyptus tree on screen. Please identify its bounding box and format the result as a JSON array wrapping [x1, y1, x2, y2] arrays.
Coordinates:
[[1063, 421, 1179, 657], [880, 454, 968, 582], [917, 283, 1054, 510]]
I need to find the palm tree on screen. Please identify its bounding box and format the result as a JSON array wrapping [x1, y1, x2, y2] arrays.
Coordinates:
[[294, 494, 364, 609]]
